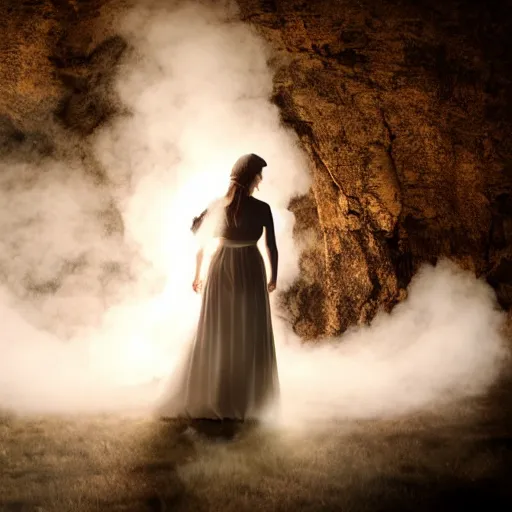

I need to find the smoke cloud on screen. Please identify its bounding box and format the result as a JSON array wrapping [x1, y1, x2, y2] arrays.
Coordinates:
[[0, 1, 508, 424], [274, 260, 508, 427]]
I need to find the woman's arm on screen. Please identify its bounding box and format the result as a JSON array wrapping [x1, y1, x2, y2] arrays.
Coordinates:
[[192, 248, 204, 293], [191, 209, 208, 233], [191, 208, 208, 293], [264, 204, 278, 291]]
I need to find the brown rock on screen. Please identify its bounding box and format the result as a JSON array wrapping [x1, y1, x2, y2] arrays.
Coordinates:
[[1, 0, 512, 339], [245, 0, 512, 335]]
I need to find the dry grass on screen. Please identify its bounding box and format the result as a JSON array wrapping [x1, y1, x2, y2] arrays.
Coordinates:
[[1, 379, 511, 512]]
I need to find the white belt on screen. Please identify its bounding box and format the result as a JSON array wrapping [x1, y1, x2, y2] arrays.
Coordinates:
[[219, 239, 258, 248]]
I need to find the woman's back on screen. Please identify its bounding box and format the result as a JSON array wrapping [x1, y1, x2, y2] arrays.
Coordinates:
[[221, 196, 270, 242]]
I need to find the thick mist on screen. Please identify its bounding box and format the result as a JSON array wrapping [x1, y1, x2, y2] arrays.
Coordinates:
[[0, 1, 508, 423], [275, 260, 508, 426]]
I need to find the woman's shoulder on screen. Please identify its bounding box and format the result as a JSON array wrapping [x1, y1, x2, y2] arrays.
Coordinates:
[[248, 197, 271, 211]]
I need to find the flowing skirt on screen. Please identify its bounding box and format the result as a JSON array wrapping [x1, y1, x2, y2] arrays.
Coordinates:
[[163, 240, 279, 420]]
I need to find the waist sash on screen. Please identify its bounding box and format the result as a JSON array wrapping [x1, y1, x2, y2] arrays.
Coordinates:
[[219, 238, 258, 248]]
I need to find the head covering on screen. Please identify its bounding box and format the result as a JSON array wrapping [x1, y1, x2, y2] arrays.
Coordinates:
[[230, 153, 267, 188]]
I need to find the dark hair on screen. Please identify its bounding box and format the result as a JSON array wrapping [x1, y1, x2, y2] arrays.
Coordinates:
[[190, 154, 266, 233], [225, 178, 256, 227], [225, 153, 266, 227]]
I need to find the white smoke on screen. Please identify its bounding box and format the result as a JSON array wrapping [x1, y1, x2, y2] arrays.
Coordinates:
[[274, 260, 508, 427], [0, 1, 508, 423]]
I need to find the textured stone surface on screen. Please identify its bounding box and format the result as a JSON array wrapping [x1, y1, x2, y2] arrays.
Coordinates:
[[240, 0, 512, 336], [1, 0, 511, 338]]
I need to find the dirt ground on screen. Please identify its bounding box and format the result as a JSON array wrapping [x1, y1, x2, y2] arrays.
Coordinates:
[[1, 374, 511, 512]]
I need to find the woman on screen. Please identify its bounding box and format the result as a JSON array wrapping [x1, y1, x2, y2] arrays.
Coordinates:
[[172, 153, 279, 420]]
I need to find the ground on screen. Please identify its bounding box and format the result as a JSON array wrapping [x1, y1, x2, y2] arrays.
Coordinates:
[[1, 375, 511, 512]]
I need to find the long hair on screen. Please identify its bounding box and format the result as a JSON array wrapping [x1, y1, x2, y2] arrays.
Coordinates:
[[191, 153, 266, 233], [225, 153, 267, 227], [225, 180, 250, 227]]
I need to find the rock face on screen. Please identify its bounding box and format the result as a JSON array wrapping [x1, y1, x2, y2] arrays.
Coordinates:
[[1, 0, 511, 338], [239, 0, 512, 337]]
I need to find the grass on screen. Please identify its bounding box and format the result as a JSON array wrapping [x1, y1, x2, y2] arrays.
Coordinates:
[[1, 377, 511, 512]]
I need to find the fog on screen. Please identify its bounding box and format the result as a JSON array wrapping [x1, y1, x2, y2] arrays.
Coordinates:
[[0, 1, 508, 424]]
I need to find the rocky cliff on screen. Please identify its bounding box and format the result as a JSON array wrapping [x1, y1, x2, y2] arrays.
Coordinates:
[[1, 0, 511, 338], [241, 0, 512, 337]]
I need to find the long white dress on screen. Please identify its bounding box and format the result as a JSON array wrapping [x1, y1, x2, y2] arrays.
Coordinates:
[[160, 199, 280, 420], [177, 240, 278, 419]]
